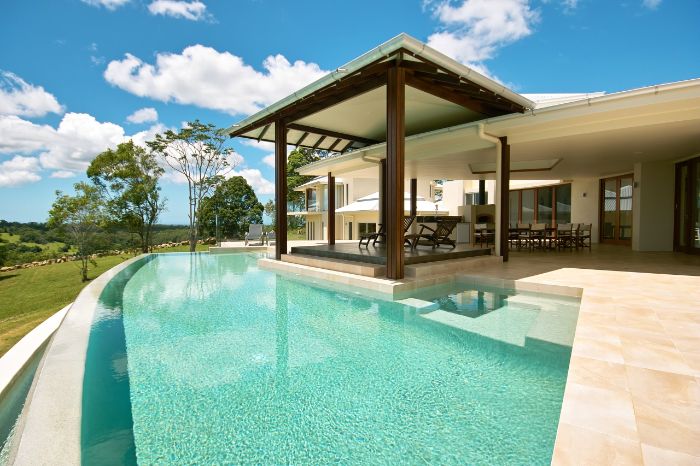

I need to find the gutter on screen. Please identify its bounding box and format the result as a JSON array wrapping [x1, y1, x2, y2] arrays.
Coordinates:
[[476, 124, 504, 257]]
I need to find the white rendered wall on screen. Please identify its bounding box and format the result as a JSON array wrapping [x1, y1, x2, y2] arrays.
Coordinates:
[[571, 178, 600, 243], [632, 161, 675, 251]]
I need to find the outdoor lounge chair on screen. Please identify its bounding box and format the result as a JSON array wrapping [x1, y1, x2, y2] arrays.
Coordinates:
[[410, 217, 459, 249], [244, 224, 264, 246], [359, 216, 415, 248], [264, 231, 276, 245], [359, 224, 385, 247]]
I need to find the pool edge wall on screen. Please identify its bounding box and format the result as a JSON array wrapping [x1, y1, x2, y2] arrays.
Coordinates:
[[9, 254, 150, 466]]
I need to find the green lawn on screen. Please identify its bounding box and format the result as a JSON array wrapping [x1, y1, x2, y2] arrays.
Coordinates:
[[0, 244, 209, 357], [0, 232, 77, 255]]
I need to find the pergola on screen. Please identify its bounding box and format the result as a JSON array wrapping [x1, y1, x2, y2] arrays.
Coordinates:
[[227, 34, 533, 279]]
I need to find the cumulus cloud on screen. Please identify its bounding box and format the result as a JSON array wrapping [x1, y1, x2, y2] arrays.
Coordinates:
[[126, 107, 159, 124], [230, 168, 274, 195], [262, 154, 275, 168], [642, 0, 661, 9], [147, 0, 211, 21], [81, 0, 131, 10], [104, 45, 327, 115], [50, 170, 76, 179], [0, 71, 64, 118], [0, 113, 165, 185], [239, 138, 275, 152], [426, 0, 539, 72], [0, 156, 42, 187]]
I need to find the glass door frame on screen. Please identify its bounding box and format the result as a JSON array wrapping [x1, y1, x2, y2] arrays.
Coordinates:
[[599, 174, 634, 245], [674, 157, 700, 254]]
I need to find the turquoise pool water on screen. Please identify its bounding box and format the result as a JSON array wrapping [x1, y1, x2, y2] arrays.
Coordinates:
[[83, 253, 577, 465]]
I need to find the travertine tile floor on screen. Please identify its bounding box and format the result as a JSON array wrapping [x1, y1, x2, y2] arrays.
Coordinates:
[[471, 245, 700, 465]]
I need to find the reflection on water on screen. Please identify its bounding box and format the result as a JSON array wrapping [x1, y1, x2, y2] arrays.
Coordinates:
[[434, 289, 510, 318]]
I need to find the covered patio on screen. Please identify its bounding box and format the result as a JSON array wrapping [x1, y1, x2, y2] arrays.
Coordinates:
[[228, 33, 529, 278], [228, 33, 700, 280]]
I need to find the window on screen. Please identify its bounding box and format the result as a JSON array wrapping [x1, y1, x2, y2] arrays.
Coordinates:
[[306, 189, 317, 211], [509, 191, 519, 226], [537, 188, 553, 225], [555, 184, 571, 224], [521, 190, 535, 224], [336, 185, 344, 208], [359, 223, 377, 235], [509, 183, 572, 225]]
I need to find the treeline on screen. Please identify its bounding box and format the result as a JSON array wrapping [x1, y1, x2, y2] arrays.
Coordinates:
[[0, 221, 193, 266]]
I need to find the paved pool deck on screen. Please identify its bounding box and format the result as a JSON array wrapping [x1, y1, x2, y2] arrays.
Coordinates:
[[467, 246, 700, 465]]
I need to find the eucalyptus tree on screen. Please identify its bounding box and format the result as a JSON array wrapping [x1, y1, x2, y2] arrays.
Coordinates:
[[198, 176, 264, 239], [48, 183, 107, 281], [147, 121, 238, 252], [88, 140, 165, 253]]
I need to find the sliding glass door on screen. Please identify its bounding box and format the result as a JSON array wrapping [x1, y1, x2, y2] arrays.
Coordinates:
[[600, 175, 633, 244], [675, 157, 700, 253]]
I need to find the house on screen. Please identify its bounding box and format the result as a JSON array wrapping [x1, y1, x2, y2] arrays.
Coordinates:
[[227, 33, 700, 279]]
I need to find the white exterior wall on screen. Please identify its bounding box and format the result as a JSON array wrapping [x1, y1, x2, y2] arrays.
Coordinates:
[[571, 178, 600, 243], [632, 161, 675, 251]]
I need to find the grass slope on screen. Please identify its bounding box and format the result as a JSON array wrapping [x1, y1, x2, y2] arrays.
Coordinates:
[[0, 244, 209, 357]]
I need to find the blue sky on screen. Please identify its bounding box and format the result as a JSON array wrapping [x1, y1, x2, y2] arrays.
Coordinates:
[[1, 0, 698, 224]]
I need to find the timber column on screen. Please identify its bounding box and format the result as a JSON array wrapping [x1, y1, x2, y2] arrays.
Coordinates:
[[386, 66, 406, 279], [275, 121, 287, 259], [498, 136, 510, 262], [328, 172, 335, 245]]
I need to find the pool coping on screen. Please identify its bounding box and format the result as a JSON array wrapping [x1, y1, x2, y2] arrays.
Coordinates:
[[0, 305, 70, 402], [10, 254, 149, 466]]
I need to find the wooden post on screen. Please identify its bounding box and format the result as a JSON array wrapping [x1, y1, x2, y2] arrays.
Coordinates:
[[478, 180, 486, 205], [499, 137, 510, 262], [380, 159, 386, 230], [275, 121, 287, 260], [410, 178, 417, 218], [328, 172, 335, 245], [386, 66, 405, 279]]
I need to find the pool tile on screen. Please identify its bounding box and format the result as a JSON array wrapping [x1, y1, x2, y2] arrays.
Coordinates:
[[552, 422, 642, 466], [567, 356, 628, 392], [641, 444, 700, 466], [625, 366, 700, 408], [620, 336, 694, 375], [571, 335, 625, 364], [633, 398, 700, 457], [559, 383, 638, 440]]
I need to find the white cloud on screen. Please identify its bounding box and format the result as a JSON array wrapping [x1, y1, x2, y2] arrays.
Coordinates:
[[239, 138, 275, 152], [0, 71, 64, 118], [0, 113, 163, 176], [147, 0, 211, 21], [230, 168, 274, 195], [561, 0, 579, 11], [642, 0, 661, 9], [81, 0, 131, 10], [0, 155, 41, 187], [50, 170, 76, 179], [126, 107, 159, 124], [262, 154, 275, 168], [426, 0, 539, 72], [104, 45, 327, 115]]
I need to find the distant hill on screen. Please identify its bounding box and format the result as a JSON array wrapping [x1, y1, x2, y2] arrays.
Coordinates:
[[0, 220, 192, 266]]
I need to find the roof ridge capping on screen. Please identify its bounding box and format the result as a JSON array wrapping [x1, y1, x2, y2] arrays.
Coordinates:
[[226, 33, 535, 136]]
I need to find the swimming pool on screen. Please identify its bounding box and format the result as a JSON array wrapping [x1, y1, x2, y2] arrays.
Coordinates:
[[82, 253, 578, 464]]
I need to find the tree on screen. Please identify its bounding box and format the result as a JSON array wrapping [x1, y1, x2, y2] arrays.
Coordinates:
[[147, 120, 238, 252], [198, 177, 264, 239], [264, 200, 276, 229], [88, 141, 166, 253], [48, 183, 107, 281]]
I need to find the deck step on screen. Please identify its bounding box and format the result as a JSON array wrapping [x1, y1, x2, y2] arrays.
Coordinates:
[[281, 254, 386, 277]]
